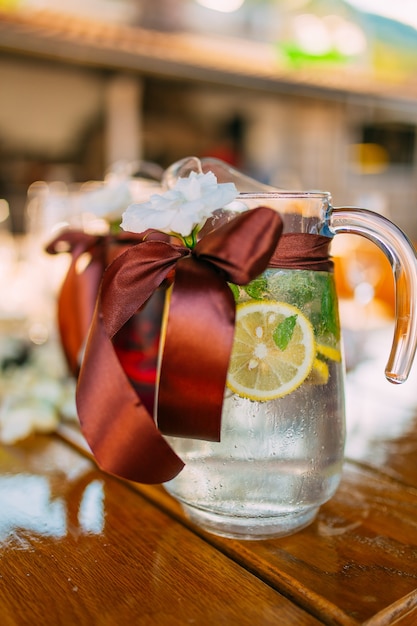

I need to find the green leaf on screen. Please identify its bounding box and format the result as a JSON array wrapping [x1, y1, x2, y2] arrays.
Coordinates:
[[228, 282, 240, 302], [320, 280, 340, 339], [273, 315, 297, 351], [269, 271, 315, 308], [243, 275, 268, 299]]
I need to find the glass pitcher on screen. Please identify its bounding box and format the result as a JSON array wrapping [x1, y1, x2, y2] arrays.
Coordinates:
[[161, 167, 417, 540]]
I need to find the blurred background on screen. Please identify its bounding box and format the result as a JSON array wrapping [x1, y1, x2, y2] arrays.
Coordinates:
[[0, 0, 417, 446], [1, 0, 417, 236]]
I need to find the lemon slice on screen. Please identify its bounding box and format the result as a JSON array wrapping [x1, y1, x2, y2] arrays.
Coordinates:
[[227, 301, 315, 401], [308, 357, 329, 385], [316, 343, 342, 362]]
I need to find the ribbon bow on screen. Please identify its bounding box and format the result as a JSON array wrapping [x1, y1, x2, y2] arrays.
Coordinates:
[[75, 207, 283, 484]]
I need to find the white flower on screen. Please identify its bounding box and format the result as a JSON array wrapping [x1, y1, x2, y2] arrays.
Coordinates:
[[120, 171, 238, 241]]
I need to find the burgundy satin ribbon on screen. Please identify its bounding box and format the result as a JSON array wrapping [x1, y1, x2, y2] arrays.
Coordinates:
[[46, 230, 148, 375], [75, 207, 284, 484], [270, 232, 333, 271]]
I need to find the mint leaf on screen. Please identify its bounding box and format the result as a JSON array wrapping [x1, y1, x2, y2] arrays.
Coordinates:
[[273, 315, 297, 351], [320, 280, 340, 339], [228, 282, 240, 302], [243, 275, 268, 299], [270, 271, 314, 308]]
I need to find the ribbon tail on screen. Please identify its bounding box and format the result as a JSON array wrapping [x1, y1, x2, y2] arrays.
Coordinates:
[[77, 308, 184, 484], [76, 240, 187, 484], [157, 207, 283, 441], [157, 256, 236, 441]]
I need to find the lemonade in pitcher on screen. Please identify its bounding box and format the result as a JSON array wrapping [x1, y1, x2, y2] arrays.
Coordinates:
[[164, 265, 345, 539], [161, 180, 417, 540]]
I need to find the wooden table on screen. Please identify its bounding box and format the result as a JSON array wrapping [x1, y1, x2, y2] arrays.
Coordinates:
[[1, 326, 417, 625]]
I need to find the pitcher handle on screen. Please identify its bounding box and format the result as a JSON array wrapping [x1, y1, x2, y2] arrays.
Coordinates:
[[327, 206, 417, 383]]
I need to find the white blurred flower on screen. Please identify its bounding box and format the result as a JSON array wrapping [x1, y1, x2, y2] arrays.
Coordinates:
[[121, 171, 238, 246], [78, 181, 133, 223], [0, 400, 59, 445], [0, 340, 77, 444]]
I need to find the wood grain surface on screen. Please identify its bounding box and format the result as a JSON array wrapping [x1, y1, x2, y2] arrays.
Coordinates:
[[59, 417, 417, 626], [0, 435, 322, 626]]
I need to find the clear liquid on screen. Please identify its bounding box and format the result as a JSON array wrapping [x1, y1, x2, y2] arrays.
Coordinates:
[[164, 270, 346, 539]]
